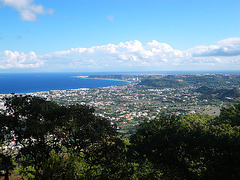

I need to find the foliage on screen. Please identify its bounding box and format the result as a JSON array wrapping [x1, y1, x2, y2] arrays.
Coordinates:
[[1, 95, 240, 179], [130, 108, 240, 179], [215, 98, 240, 126], [181, 113, 213, 126], [140, 78, 189, 88], [0, 113, 15, 179], [2, 95, 68, 177], [139, 75, 240, 100], [62, 104, 116, 153], [0, 95, 135, 179], [86, 137, 134, 179]]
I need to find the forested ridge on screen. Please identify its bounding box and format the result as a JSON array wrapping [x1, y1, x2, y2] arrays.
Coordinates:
[[139, 74, 240, 88], [1, 95, 240, 179]]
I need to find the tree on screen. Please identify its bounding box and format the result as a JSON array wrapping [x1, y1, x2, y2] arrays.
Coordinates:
[[58, 104, 134, 179], [130, 114, 240, 179], [130, 115, 194, 179], [61, 104, 116, 154], [0, 114, 14, 180], [2, 95, 68, 178], [1, 95, 119, 179], [216, 98, 240, 126], [85, 137, 134, 179]]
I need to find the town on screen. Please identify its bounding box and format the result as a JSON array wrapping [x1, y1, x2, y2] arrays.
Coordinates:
[[1, 74, 239, 138]]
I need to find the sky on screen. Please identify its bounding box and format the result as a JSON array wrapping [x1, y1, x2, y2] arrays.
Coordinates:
[[0, 0, 240, 72]]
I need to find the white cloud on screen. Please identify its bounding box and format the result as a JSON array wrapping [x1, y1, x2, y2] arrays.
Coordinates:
[[1, 38, 240, 71], [187, 37, 240, 57], [0, 0, 53, 21], [43, 40, 190, 70], [0, 50, 44, 69], [42, 38, 240, 71]]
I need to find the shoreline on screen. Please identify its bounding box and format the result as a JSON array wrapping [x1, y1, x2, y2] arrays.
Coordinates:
[[74, 76, 131, 84], [0, 76, 130, 95]]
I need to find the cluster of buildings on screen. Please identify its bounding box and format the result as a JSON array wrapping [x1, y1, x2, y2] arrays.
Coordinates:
[[0, 75, 225, 137]]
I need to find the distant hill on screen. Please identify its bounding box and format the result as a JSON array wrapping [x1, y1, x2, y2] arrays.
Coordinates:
[[218, 87, 240, 100], [195, 86, 215, 94], [139, 74, 240, 89], [139, 78, 189, 88], [195, 86, 240, 100]]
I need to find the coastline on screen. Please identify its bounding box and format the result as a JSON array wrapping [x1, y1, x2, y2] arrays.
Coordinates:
[[74, 76, 131, 84], [0, 74, 130, 95]]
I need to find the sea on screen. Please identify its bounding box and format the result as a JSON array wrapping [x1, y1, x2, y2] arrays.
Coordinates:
[[0, 72, 129, 94], [0, 71, 240, 94]]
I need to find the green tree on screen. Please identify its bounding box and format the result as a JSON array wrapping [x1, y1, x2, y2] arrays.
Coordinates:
[[216, 98, 240, 126], [62, 104, 116, 153], [86, 137, 134, 179], [0, 114, 15, 179], [1, 95, 121, 179], [2, 95, 68, 178], [130, 114, 240, 179]]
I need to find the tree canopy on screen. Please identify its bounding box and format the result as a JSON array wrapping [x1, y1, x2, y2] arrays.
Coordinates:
[[1, 95, 240, 179]]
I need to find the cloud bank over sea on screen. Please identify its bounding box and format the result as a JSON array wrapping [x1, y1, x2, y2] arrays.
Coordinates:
[[1, 38, 240, 72]]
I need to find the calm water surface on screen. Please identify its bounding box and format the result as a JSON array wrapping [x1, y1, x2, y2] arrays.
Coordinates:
[[0, 73, 129, 94]]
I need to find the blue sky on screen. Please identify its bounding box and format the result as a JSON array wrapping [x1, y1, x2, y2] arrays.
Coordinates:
[[0, 0, 240, 72]]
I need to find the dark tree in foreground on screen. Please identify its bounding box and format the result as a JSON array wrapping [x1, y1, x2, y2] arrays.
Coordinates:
[[0, 95, 120, 179], [2, 95, 240, 179], [216, 98, 240, 126], [62, 104, 116, 153], [0, 114, 14, 180], [1, 95, 68, 178], [130, 112, 240, 179]]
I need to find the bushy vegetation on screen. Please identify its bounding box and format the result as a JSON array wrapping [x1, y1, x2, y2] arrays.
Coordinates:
[[1, 95, 240, 179], [140, 74, 240, 89]]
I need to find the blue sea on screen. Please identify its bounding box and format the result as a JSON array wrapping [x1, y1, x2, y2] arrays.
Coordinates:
[[0, 73, 129, 94], [0, 71, 240, 94]]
